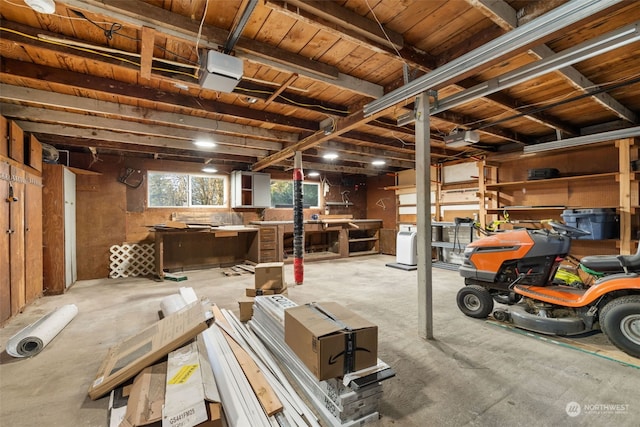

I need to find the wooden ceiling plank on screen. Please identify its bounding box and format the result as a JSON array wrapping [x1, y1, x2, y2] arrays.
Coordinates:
[[236, 51, 382, 98], [15, 121, 269, 158], [471, 0, 638, 125], [0, 103, 284, 151], [0, 58, 317, 130], [61, 0, 340, 79], [139, 26, 156, 80], [0, 83, 298, 143], [279, 0, 403, 49]]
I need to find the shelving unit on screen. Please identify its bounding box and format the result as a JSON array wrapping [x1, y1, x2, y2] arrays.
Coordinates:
[[431, 221, 476, 266], [479, 140, 638, 256], [348, 228, 380, 256]]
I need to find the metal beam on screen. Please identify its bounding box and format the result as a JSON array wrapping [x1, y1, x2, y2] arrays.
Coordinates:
[[364, 0, 623, 117], [415, 92, 433, 340], [432, 21, 640, 114], [468, 0, 638, 124]]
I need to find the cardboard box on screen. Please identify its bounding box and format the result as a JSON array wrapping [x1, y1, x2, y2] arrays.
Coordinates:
[[254, 262, 284, 290], [88, 302, 210, 400], [238, 298, 254, 322], [284, 302, 378, 381], [162, 339, 222, 427], [120, 361, 167, 427], [246, 282, 288, 298], [246, 288, 275, 297]]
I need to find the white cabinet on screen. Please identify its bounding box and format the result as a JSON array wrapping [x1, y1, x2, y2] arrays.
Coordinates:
[[231, 171, 271, 208]]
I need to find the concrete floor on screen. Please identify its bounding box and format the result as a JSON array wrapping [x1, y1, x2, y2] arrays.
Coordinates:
[[1, 254, 638, 427]]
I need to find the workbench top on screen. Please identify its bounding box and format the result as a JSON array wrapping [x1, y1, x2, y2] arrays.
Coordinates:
[[250, 219, 382, 225]]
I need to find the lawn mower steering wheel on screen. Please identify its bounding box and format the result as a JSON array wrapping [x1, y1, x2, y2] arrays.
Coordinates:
[[548, 220, 591, 238]]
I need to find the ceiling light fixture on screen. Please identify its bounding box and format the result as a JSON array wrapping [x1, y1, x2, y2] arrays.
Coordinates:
[[246, 97, 258, 104], [25, 0, 56, 14], [371, 160, 386, 166], [194, 139, 216, 148], [308, 171, 320, 177], [202, 167, 218, 173], [323, 153, 338, 160]]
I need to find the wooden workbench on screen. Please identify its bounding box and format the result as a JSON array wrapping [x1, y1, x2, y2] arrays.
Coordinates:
[[153, 226, 259, 279], [250, 219, 382, 262]]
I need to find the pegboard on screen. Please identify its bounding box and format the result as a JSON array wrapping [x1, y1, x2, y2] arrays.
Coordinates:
[[109, 243, 155, 278]]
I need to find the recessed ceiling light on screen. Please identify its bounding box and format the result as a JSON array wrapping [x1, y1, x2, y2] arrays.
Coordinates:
[[194, 139, 216, 147], [202, 167, 218, 173], [308, 171, 320, 177], [246, 97, 258, 104], [323, 153, 338, 160], [372, 160, 386, 166]]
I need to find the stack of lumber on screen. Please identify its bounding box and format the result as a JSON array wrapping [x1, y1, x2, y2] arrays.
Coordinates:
[[248, 295, 394, 427]]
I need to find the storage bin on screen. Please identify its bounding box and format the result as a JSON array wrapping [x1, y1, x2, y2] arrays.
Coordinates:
[[561, 208, 619, 240]]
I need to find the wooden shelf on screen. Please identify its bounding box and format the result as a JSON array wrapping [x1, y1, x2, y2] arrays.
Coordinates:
[[349, 237, 378, 243], [348, 249, 379, 257], [485, 172, 618, 190]]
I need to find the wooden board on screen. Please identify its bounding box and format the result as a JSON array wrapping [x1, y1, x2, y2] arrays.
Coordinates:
[[212, 306, 283, 416]]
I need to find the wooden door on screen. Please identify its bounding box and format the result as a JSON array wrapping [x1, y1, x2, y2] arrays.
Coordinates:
[[9, 166, 25, 314], [0, 162, 10, 322], [24, 172, 43, 302]]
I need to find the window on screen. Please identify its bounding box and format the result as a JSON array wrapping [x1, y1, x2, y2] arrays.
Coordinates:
[[148, 171, 227, 207], [270, 180, 320, 208]]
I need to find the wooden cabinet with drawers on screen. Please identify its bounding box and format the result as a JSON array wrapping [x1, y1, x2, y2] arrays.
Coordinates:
[[259, 226, 278, 262]]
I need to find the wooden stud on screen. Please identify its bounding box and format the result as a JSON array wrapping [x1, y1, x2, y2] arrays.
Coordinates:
[[140, 26, 155, 80]]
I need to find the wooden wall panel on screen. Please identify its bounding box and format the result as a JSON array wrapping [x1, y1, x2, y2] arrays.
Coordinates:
[[366, 174, 396, 229], [9, 121, 23, 163], [73, 158, 126, 279], [24, 172, 43, 302], [42, 164, 65, 294], [9, 166, 25, 312], [0, 161, 10, 322]]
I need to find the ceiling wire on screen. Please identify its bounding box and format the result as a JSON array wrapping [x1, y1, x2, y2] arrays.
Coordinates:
[[364, 0, 407, 65], [4, 0, 199, 65], [195, 0, 211, 63]]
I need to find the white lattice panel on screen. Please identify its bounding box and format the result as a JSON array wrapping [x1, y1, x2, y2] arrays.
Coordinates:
[[109, 243, 155, 278]]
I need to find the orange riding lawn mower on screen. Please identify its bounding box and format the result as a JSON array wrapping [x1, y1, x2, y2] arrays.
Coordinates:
[[456, 221, 640, 359]]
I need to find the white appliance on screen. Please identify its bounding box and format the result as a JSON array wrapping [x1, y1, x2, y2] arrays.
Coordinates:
[[199, 50, 243, 92], [396, 230, 417, 265]]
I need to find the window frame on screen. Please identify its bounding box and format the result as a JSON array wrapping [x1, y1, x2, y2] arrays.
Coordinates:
[[147, 170, 228, 208], [269, 179, 321, 209]]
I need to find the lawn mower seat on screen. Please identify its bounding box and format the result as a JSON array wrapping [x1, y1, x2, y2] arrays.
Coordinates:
[[581, 245, 640, 273], [617, 245, 640, 273]]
